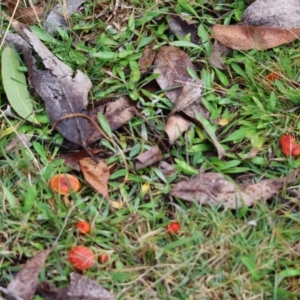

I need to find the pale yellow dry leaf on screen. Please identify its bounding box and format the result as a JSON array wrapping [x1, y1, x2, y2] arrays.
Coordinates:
[[79, 157, 109, 198]]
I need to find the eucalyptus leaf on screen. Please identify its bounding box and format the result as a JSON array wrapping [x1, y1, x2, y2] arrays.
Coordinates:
[[2, 47, 39, 124]]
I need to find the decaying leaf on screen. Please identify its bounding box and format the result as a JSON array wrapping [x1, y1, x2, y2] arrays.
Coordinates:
[[16, 27, 93, 147], [6, 0, 45, 24], [164, 114, 190, 144], [153, 46, 195, 103], [138, 40, 156, 75], [79, 157, 109, 198], [4, 133, 32, 153], [159, 161, 176, 177], [87, 96, 136, 143], [45, 0, 86, 35], [168, 15, 200, 44], [36, 273, 115, 300], [154, 46, 213, 146], [60, 149, 101, 171], [169, 78, 209, 120], [212, 25, 300, 50], [134, 146, 163, 170], [241, 0, 300, 28], [210, 40, 231, 70], [6, 249, 50, 300], [170, 168, 300, 208], [212, 0, 300, 51]]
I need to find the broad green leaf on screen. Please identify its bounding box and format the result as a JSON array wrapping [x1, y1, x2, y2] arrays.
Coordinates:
[[2, 47, 39, 124], [97, 112, 113, 137]]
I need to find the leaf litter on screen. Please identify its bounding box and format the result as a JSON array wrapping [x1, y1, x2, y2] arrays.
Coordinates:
[[3, 2, 300, 297], [171, 168, 300, 209], [212, 0, 300, 51]]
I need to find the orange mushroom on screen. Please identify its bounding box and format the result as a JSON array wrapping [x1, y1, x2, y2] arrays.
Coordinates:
[[68, 246, 95, 270], [280, 135, 300, 157], [50, 174, 81, 195]]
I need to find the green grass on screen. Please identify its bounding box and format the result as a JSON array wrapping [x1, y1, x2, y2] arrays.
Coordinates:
[[1, 0, 300, 299]]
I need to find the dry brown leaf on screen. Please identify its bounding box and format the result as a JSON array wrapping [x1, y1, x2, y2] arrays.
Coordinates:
[[134, 146, 163, 170], [79, 157, 109, 198], [164, 114, 190, 144], [6, 249, 51, 300], [158, 161, 176, 177], [36, 273, 115, 300], [60, 149, 101, 171], [153, 46, 195, 103], [6, 0, 45, 24], [169, 78, 202, 114], [16, 27, 93, 147], [168, 15, 200, 44], [138, 40, 156, 75], [212, 24, 300, 50], [87, 96, 136, 144], [170, 169, 300, 208], [210, 40, 231, 70], [4, 133, 32, 153]]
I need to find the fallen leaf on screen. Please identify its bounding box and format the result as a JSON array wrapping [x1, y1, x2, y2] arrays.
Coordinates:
[[153, 46, 194, 103], [6, 249, 51, 300], [79, 157, 110, 198], [212, 24, 300, 50], [45, 0, 86, 35], [6, 0, 45, 24], [158, 161, 176, 177], [17, 26, 93, 147], [1, 47, 39, 124], [212, 0, 300, 51], [36, 273, 115, 300], [154, 46, 211, 145], [210, 40, 231, 70], [164, 114, 190, 144], [87, 96, 136, 143], [241, 0, 300, 28], [134, 145, 163, 170], [60, 149, 101, 171], [168, 15, 200, 44], [4, 133, 32, 153], [138, 40, 156, 75], [170, 169, 300, 208]]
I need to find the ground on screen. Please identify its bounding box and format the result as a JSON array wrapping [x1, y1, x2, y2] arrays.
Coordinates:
[[1, 0, 300, 299]]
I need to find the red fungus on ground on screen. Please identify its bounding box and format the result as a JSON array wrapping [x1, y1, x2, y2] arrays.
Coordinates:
[[50, 174, 81, 195], [68, 246, 95, 270], [76, 220, 91, 234], [166, 222, 181, 234]]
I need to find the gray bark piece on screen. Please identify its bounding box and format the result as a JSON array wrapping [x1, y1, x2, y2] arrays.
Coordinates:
[[241, 0, 300, 28]]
